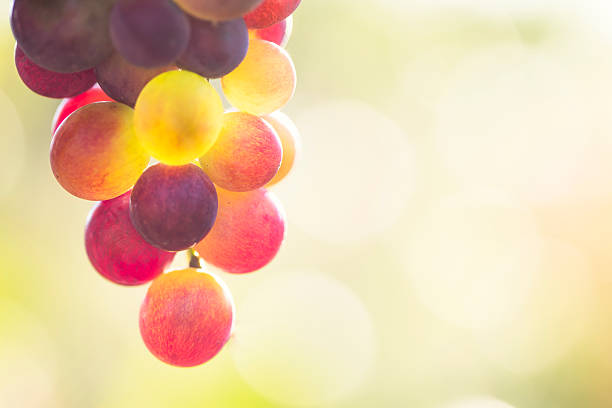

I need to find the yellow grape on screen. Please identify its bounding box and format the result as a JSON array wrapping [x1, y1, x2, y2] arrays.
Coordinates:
[[134, 70, 223, 165], [221, 39, 296, 115]]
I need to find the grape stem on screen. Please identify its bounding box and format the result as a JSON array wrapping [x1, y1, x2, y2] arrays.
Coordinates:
[[188, 248, 201, 269]]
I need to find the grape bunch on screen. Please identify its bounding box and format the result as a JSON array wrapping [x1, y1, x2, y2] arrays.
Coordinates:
[[10, 0, 301, 367]]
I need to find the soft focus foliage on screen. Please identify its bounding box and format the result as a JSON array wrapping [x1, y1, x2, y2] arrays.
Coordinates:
[[4, 0, 612, 406]]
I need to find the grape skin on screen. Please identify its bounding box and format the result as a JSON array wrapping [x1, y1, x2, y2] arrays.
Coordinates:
[[85, 192, 176, 286], [129, 163, 218, 252], [173, 0, 263, 22], [15, 46, 96, 99], [244, 0, 301, 29], [52, 86, 113, 133], [177, 17, 248, 79], [110, 0, 190, 68]]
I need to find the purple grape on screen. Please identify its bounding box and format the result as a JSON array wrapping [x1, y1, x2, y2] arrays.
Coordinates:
[[177, 17, 248, 79], [11, 0, 113, 73], [130, 163, 218, 252], [110, 0, 190, 68], [14, 45, 95, 98], [95, 52, 175, 107]]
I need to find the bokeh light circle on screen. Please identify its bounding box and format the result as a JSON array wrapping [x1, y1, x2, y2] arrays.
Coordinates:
[[231, 272, 376, 407]]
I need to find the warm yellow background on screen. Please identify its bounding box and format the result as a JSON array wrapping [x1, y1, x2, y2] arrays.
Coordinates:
[[2, 1, 612, 407]]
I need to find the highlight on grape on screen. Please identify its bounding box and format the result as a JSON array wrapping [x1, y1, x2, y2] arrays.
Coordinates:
[[9, 0, 302, 367]]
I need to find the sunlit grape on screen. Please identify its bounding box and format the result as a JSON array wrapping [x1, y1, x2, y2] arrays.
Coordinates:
[[173, 0, 262, 21], [11, 0, 113, 73], [85, 192, 175, 286], [139, 268, 234, 367], [129, 163, 218, 252], [14, 46, 95, 99], [95, 52, 175, 108], [52, 86, 113, 133], [199, 112, 282, 192], [195, 188, 285, 274], [177, 17, 248, 79], [110, 0, 190, 68], [50, 102, 149, 201], [134, 70, 224, 165], [244, 0, 301, 29], [222, 39, 296, 115], [250, 15, 292, 47], [264, 111, 300, 186]]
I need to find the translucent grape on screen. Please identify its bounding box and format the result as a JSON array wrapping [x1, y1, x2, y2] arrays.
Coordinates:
[[110, 0, 190, 68], [52, 86, 113, 133], [11, 0, 113, 73], [244, 0, 301, 29], [264, 111, 300, 186], [85, 192, 175, 286], [195, 188, 285, 274], [95, 52, 175, 108], [177, 17, 248, 79], [221, 39, 296, 115], [173, 0, 262, 21], [50, 102, 149, 201], [15, 45, 96, 99], [139, 268, 234, 367], [199, 112, 282, 191], [250, 15, 292, 47], [134, 70, 223, 165], [129, 163, 218, 252]]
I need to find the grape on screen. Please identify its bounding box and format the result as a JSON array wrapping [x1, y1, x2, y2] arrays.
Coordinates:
[[134, 70, 223, 165], [110, 0, 190, 68], [139, 268, 234, 367], [85, 192, 175, 286], [52, 85, 113, 133], [221, 39, 296, 115], [95, 52, 175, 108], [264, 111, 300, 186], [173, 0, 262, 22], [14, 46, 96, 99], [250, 15, 292, 47], [10, 0, 113, 73], [199, 112, 282, 192], [177, 17, 248, 79], [50, 102, 149, 201], [244, 0, 301, 29], [195, 188, 285, 274], [129, 163, 218, 252]]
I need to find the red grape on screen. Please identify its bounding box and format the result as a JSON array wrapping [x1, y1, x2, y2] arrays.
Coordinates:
[[195, 188, 285, 274], [244, 0, 301, 29], [52, 86, 114, 133], [250, 15, 292, 47], [139, 268, 234, 367], [85, 192, 175, 286], [15, 46, 95, 99]]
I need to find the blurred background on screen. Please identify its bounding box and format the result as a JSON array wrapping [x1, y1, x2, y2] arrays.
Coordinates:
[[3, 0, 612, 407]]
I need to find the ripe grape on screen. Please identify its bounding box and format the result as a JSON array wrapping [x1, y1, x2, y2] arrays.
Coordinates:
[[173, 0, 262, 21], [177, 17, 248, 79], [139, 268, 234, 367], [244, 0, 301, 29], [250, 15, 292, 47], [85, 192, 175, 286], [222, 39, 296, 115], [15, 46, 96, 99], [52, 86, 113, 133], [110, 0, 190, 68], [264, 111, 300, 186], [10, 0, 113, 73], [199, 112, 282, 192], [95, 52, 175, 108], [129, 163, 218, 252], [195, 188, 285, 274], [50, 102, 149, 201], [134, 70, 223, 165]]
